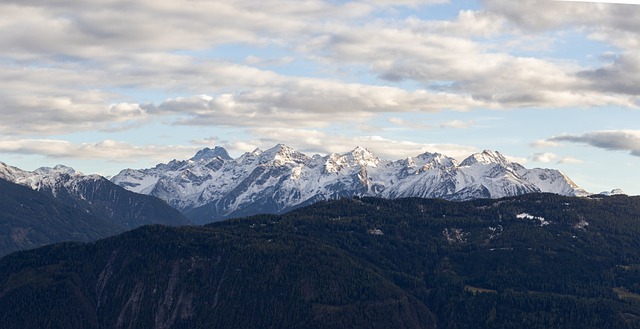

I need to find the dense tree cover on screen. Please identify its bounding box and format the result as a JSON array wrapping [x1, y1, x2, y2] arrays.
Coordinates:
[[1, 193, 640, 328], [0, 178, 190, 256], [0, 178, 122, 257]]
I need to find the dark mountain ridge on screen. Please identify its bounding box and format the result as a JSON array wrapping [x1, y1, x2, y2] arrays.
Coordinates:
[[0, 178, 122, 257], [2, 193, 640, 328], [0, 162, 191, 256]]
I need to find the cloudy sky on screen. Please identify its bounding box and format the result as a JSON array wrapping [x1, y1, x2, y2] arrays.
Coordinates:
[[1, 0, 639, 194]]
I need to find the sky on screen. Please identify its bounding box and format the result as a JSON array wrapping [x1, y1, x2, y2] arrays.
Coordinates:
[[0, 0, 639, 195]]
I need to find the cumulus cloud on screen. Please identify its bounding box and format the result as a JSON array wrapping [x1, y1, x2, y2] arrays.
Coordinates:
[[0, 139, 199, 162], [300, 16, 639, 110], [531, 152, 558, 163], [530, 139, 561, 148], [557, 157, 584, 164], [144, 81, 485, 129], [548, 130, 640, 156]]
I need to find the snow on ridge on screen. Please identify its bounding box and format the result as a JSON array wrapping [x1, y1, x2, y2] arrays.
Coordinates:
[[0, 161, 106, 199], [109, 145, 590, 221]]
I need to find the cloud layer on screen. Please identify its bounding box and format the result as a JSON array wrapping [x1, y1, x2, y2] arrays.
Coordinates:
[[1, 0, 639, 138]]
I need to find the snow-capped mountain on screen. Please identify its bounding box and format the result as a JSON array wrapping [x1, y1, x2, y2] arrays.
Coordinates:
[[1, 162, 102, 197], [111, 145, 589, 224], [0, 161, 189, 229]]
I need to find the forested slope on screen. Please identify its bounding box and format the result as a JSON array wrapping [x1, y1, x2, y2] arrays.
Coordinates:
[[1, 193, 640, 328]]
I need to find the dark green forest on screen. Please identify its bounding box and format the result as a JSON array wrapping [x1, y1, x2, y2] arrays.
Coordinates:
[[0, 178, 189, 257], [1, 193, 640, 328]]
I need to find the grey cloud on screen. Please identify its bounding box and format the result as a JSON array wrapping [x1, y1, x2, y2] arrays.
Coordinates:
[[483, 0, 640, 33], [310, 19, 638, 109], [578, 53, 640, 95], [549, 130, 640, 156], [144, 78, 486, 129]]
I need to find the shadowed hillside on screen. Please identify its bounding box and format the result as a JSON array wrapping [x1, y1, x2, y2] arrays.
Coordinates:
[[2, 193, 640, 328]]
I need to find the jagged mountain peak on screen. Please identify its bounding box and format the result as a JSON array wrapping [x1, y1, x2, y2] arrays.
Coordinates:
[[415, 151, 457, 166], [348, 146, 380, 167], [460, 150, 511, 167], [34, 164, 78, 176], [190, 146, 232, 161], [260, 144, 309, 165]]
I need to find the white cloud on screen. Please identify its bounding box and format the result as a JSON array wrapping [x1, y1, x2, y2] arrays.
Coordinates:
[[504, 155, 529, 164], [388, 117, 433, 129], [440, 120, 475, 129], [530, 139, 560, 148], [0, 139, 198, 162], [558, 157, 584, 164], [531, 152, 558, 163], [244, 55, 295, 66], [145, 81, 485, 129], [554, 1, 640, 5]]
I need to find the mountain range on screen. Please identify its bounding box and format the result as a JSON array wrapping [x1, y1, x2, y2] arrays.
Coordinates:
[[0, 144, 591, 254], [111, 144, 588, 224]]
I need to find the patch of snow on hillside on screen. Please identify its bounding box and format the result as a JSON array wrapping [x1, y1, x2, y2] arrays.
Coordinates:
[[574, 219, 589, 230], [517, 213, 550, 226]]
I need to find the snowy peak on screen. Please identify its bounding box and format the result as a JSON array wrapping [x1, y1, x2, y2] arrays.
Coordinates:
[[349, 146, 380, 167], [323, 147, 380, 173], [460, 150, 511, 167], [0, 161, 24, 181], [190, 146, 232, 161], [0, 162, 104, 192], [34, 164, 78, 176], [599, 189, 626, 196], [260, 144, 309, 165], [415, 152, 458, 168]]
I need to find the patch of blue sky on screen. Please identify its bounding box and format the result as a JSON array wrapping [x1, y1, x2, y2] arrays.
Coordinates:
[[106, 87, 174, 104], [479, 29, 615, 69], [327, 67, 427, 91], [385, 0, 482, 21], [373, 105, 639, 153], [548, 30, 620, 67]]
